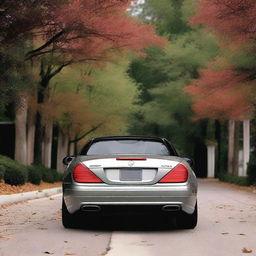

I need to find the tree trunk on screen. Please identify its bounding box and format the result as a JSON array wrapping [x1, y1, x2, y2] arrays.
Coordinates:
[[34, 61, 69, 165], [27, 107, 36, 165], [228, 120, 235, 174], [57, 130, 69, 172], [69, 141, 75, 156], [34, 106, 46, 164], [15, 94, 28, 165], [43, 119, 53, 168]]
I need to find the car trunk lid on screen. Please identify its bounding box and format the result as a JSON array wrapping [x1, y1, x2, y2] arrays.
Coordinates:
[[77, 155, 182, 185]]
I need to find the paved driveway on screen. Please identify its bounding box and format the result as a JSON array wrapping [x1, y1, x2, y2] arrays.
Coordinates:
[[0, 179, 255, 256]]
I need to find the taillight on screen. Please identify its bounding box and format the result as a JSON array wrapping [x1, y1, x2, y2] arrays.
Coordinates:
[[158, 164, 188, 183], [73, 164, 102, 183]]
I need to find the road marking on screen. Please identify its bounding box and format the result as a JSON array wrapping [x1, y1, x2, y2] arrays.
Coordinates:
[[106, 232, 154, 256]]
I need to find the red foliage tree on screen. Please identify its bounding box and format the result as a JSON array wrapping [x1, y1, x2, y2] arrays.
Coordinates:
[[12, 0, 165, 165], [185, 60, 254, 120], [1, 0, 166, 59], [190, 0, 256, 46], [1, 0, 167, 165], [187, 0, 256, 120]]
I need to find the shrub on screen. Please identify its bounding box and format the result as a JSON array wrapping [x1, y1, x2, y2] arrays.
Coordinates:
[[41, 167, 60, 183], [0, 165, 5, 180], [0, 155, 28, 185], [57, 172, 63, 181], [218, 172, 248, 186], [247, 154, 256, 185], [28, 165, 43, 185], [0, 155, 61, 185], [4, 168, 28, 186]]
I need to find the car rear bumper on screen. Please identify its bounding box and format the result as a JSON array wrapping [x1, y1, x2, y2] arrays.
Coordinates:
[[63, 182, 197, 214]]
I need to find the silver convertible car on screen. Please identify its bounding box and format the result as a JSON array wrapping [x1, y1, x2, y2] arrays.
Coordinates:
[[62, 136, 198, 229]]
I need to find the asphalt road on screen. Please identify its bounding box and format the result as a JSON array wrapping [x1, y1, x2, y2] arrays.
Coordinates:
[[0, 179, 256, 256]]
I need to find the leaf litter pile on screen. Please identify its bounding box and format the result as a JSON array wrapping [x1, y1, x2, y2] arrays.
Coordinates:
[[0, 181, 61, 195]]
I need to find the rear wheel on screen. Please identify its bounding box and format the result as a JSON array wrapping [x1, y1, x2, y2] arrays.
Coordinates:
[[175, 202, 198, 229], [62, 199, 78, 229]]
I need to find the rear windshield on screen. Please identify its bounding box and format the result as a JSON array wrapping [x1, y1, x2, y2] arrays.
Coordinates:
[[85, 140, 170, 155]]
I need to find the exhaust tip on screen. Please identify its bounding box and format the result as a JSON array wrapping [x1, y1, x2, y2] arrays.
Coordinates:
[[81, 205, 101, 212], [162, 205, 181, 212]]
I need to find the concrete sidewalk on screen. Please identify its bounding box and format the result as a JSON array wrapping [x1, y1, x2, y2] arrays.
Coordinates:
[[0, 187, 62, 206]]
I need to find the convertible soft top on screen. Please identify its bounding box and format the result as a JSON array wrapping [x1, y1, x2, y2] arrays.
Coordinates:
[[80, 135, 178, 156]]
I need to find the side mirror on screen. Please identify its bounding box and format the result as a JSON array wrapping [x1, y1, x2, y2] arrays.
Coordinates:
[[63, 156, 75, 165], [183, 158, 195, 169]]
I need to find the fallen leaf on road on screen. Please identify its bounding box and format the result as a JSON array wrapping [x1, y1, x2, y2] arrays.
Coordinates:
[[242, 248, 252, 253], [49, 198, 54, 200], [0, 235, 12, 240], [221, 232, 229, 235], [64, 241, 68, 243], [237, 233, 246, 236], [32, 212, 36, 215], [215, 221, 220, 223], [64, 252, 76, 255], [44, 251, 54, 254]]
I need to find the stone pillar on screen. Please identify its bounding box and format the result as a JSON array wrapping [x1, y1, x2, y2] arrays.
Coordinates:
[[207, 145, 215, 178], [242, 120, 250, 176]]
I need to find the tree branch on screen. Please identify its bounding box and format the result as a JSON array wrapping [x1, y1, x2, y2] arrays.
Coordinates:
[[25, 29, 66, 59], [69, 123, 104, 143]]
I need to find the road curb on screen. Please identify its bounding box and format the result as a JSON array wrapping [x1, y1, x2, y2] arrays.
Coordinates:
[[0, 187, 62, 206]]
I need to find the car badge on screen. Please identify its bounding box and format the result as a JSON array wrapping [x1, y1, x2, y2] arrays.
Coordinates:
[[128, 160, 134, 167]]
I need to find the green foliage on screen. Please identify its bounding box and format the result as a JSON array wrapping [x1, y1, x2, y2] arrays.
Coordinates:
[[0, 155, 28, 185], [4, 168, 27, 186], [128, 30, 218, 157], [247, 153, 256, 185], [41, 167, 60, 183], [28, 165, 60, 184], [0, 155, 61, 185], [218, 173, 248, 186], [127, 0, 220, 174], [0, 165, 6, 180], [28, 165, 43, 185], [139, 0, 191, 37], [52, 60, 138, 139], [0, 46, 35, 113]]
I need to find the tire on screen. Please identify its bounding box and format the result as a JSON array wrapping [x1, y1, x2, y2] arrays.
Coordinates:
[[62, 199, 78, 229], [175, 202, 198, 229]]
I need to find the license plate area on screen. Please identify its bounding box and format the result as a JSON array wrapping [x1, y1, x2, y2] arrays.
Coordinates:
[[120, 168, 142, 181]]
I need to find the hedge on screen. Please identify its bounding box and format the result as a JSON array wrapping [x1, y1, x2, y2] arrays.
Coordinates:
[[0, 155, 28, 185], [218, 172, 248, 186], [0, 155, 62, 186], [0, 165, 5, 180], [29, 165, 62, 184], [28, 165, 43, 185], [247, 154, 256, 185]]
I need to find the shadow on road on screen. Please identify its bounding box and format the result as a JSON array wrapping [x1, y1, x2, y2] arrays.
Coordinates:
[[73, 213, 179, 232]]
